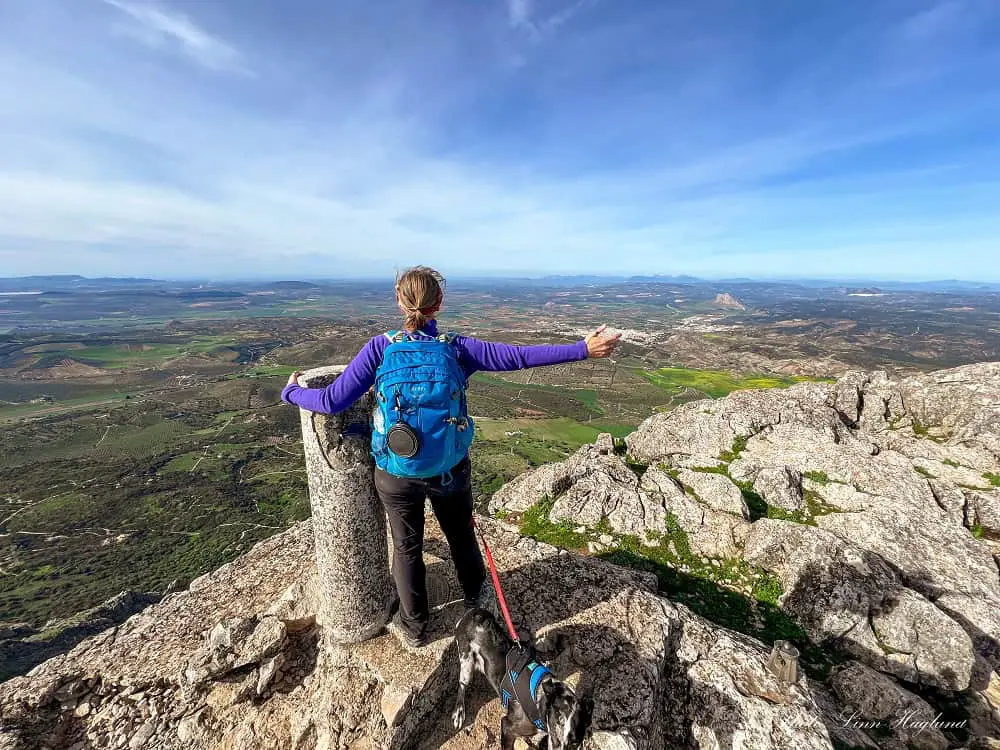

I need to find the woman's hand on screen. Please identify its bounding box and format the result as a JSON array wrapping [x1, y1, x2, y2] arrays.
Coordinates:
[[584, 325, 622, 358], [287, 371, 303, 387]]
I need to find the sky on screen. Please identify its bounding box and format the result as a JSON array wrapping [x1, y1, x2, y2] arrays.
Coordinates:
[[0, 0, 998, 281]]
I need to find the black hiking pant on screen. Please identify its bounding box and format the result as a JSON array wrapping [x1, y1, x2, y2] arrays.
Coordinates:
[[374, 456, 486, 636]]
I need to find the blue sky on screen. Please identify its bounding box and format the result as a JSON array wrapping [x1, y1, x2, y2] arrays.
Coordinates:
[[0, 0, 998, 280]]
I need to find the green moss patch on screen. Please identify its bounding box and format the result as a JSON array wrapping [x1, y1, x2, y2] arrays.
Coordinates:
[[719, 435, 749, 463], [515, 498, 840, 679]]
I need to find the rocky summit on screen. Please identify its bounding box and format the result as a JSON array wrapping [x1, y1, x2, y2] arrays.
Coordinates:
[[3, 363, 1000, 749]]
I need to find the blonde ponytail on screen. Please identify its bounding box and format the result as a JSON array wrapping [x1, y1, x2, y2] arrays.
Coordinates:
[[395, 266, 445, 332]]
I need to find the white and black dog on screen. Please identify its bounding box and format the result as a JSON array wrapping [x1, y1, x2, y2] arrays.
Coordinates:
[[452, 608, 592, 750]]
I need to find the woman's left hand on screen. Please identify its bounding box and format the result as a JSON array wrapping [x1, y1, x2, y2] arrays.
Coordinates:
[[287, 371, 303, 387]]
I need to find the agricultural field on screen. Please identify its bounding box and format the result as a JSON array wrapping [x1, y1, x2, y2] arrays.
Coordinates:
[[639, 367, 829, 401]]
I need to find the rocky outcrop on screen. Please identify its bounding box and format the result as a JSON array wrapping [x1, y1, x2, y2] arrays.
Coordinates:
[[829, 662, 949, 750], [0, 518, 844, 750], [638, 467, 751, 559], [752, 466, 804, 511], [490, 445, 676, 537], [0, 590, 161, 682], [497, 364, 1000, 721], [744, 520, 974, 691], [714, 293, 746, 310]]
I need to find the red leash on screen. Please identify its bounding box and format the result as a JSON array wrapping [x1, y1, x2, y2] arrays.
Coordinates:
[[472, 518, 521, 645]]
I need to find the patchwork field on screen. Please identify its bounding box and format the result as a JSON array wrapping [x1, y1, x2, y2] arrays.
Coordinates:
[[639, 367, 829, 400]]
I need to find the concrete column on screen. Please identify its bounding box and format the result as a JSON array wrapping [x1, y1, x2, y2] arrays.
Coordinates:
[[298, 366, 395, 644]]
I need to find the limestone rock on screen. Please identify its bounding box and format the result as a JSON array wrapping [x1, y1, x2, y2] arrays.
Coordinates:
[[744, 520, 974, 690], [830, 370, 868, 426], [264, 580, 318, 633], [896, 362, 1000, 455], [803, 479, 872, 512], [622, 362, 1000, 688], [965, 488, 1000, 534], [379, 684, 413, 728], [489, 461, 573, 514], [675, 615, 833, 749], [728, 457, 762, 483], [829, 661, 948, 750], [640, 468, 750, 558], [626, 381, 854, 466], [238, 617, 286, 667], [753, 466, 804, 511], [676, 469, 749, 518], [492, 445, 676, 537], [549, 452, 644, 532], [256, 653, 285, 697], [594, 432, 615, 455], [816, 507, 999, 677]]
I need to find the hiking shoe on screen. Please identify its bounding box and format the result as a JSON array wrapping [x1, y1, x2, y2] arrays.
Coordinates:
[[391, 615, 429, 648], [401, 627, 429, 649]]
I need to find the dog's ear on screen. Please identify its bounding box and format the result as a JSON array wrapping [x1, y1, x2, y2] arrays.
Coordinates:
[[571, 693, 594, 744]]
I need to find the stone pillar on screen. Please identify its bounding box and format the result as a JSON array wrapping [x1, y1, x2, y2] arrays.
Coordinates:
[[298, 365, 395, 644]]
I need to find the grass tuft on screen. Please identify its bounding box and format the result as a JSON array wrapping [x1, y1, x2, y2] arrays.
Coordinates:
[[802, 470, 831, 485], [719, 435, 748, 463], [519, 496, 591, 551]]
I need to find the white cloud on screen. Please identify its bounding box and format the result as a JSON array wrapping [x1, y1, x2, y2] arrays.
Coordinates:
[[507, 0, 534, 30], [506, 0, 597, 38], [101, 0, 249, 74]]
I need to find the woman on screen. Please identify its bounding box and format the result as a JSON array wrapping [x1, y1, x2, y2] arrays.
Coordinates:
[[282, 266, 620, 647]]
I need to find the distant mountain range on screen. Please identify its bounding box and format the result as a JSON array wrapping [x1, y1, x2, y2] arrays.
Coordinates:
[[2, 274, 998, 295], [0, 275, 163, 291]]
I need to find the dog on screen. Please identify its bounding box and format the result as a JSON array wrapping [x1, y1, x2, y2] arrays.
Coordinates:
[[452, 608, 592, 750]]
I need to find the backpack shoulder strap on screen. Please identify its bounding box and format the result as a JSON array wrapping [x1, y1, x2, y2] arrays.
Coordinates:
[[436, 331, 458, 344], [384, 330, 409, 343]]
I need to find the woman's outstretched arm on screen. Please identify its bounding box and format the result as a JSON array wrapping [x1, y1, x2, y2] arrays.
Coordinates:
[[457, 325, 620, 373], [280, 336, 384, 414]]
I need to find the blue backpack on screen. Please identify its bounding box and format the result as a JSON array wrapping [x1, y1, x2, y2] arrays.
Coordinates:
[[371, 330, 475, 478]]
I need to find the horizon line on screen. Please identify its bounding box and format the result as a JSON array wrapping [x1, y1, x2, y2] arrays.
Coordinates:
[[2, 273, 1000, 286]]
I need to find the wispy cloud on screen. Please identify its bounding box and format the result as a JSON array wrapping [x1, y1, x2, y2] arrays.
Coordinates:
[[506, 0, 596, 38], [101, 0, 249, 74], [899, 0, 970, 41], [507, 0, 533, 29]]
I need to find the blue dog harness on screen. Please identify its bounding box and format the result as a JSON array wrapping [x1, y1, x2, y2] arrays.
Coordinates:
[[498, 645, 552, 731]]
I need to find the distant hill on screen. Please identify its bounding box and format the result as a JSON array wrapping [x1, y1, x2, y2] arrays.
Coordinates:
[[268, 281, 322, 290], [713, 292, 746, 310], [0, 275, 161, 292]]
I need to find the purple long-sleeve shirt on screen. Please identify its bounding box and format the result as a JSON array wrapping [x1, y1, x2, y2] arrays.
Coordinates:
[[281, 319, 589, 414]]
